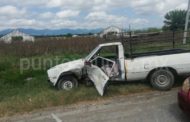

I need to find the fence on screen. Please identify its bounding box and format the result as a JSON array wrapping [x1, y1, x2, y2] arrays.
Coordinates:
[[0, 37, 105, 57], [119, 30, 190, 56], [0, 31, 190, 57]]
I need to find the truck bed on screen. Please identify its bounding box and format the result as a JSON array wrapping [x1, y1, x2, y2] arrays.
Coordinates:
[[126, 49, 190, 58]]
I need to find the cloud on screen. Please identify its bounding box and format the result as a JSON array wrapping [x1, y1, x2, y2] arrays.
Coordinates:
[[9, 19, 36, 26], [0, 0, 188, 15], [40, 12, 54, 19], [0, 19, 40, 29], [39, 10, 80, 20], [46, 0, 93, 10], [46, 0, 62, 8], [0, 0, 47, 7], [0, 0, 188, 30], [86, 11, 127, 23], [0, 5, 26, 19], [128, 0, 188, 15], [50, 19, 78, 28], [85, 11, 128, 28], [131, 18, 149, 25], [56, 10, 80, 18]]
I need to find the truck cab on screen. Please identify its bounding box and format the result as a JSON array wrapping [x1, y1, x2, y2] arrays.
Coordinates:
[[85, 42, 126, 80], [47, 42, 126, 96]]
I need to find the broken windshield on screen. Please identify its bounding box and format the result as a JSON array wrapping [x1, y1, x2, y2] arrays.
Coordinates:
[[85, 46, 100, 61]]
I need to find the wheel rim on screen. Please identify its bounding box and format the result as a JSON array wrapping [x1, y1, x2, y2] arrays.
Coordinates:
[[62, 81, 73, 90], [155, 74, 170, 87]]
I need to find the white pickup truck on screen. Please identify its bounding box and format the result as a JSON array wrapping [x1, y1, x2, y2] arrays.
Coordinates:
[[47, 42, 190, 95]]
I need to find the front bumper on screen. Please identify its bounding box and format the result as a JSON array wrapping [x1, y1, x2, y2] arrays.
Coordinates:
[[178, 90, 190, 115]]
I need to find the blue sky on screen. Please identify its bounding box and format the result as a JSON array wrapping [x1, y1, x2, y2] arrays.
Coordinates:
[[0, 0, 188, 30]]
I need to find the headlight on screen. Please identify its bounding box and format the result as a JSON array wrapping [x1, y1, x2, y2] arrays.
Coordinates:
[[182, 77, 190, 93]]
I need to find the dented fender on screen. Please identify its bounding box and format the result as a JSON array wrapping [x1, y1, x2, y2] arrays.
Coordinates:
[[47, 58, 109, 96], [47, 59, 85, 85]]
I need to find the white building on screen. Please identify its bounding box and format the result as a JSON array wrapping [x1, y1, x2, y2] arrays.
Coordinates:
[[99, 26, 123, 38], [0, 30, 35, 43], [72, 35, 78, 38]]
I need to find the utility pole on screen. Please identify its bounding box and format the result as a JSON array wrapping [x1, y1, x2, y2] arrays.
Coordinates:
[[129, 24, 131, 32], [183, 0, 190, 44]]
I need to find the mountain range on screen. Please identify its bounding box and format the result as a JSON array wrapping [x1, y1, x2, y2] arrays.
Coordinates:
[[0, 28, 102, 36]]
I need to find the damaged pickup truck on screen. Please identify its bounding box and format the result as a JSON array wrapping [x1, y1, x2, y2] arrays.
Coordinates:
[[47, 42, 190, 96]]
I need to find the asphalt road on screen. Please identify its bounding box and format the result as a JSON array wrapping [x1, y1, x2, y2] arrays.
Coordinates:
[[1, 88, 189, 122]]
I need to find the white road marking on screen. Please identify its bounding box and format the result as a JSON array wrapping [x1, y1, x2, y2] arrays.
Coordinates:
[[51, 113, 62, 122]]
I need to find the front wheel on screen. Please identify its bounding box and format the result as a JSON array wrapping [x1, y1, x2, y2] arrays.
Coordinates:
[[57, 76, 78, 91], [150, 69, 175, 91]]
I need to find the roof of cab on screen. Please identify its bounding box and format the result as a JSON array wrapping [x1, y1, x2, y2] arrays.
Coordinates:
[[99, 42, 122, 47]]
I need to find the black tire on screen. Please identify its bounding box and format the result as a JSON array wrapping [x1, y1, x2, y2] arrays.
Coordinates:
[[57, 76, 78, 91], [150, 69, 174, 91]]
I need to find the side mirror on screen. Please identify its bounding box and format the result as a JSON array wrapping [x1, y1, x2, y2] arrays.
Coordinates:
[[85, 61, 92, 67]]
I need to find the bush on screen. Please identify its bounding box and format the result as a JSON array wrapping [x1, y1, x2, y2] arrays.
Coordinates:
[[12, 36, 23, 41]]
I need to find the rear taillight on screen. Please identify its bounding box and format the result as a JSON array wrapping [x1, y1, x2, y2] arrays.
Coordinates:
[[188, 89, 190, 100], [182, 78, 190, 94]]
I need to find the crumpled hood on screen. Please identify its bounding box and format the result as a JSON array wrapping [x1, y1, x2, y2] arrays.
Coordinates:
[[47, 59, 84, 85], [51, 58, 84, 71]]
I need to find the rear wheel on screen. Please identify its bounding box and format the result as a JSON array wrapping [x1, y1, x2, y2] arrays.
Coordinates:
[[150, 69, 174, 91], [57, 76, 78, 90]]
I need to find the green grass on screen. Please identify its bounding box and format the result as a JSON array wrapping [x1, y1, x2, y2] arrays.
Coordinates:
[[1, 41, 188, 117], [0, 80, 151, 117], [0, 54, 152, 117]]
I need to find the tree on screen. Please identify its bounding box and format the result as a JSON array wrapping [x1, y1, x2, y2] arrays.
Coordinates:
[[12, 36, 23, 41], [65, 33, 72, 37], [163, 10, 187, 31]]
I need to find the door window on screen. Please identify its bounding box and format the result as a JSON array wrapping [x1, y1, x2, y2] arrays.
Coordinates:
[[90, 46, 119, 78]]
